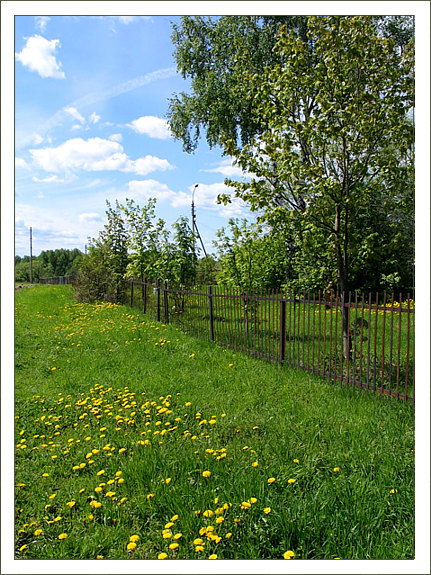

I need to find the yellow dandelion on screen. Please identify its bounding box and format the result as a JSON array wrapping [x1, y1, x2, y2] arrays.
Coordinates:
[[209, 554, 217, 559], [34, 529, 43, 536], [293, 458, 299, 463], [264, 507, 271, 514], [158, 552, 168, 559], [268, 477, 276, 484], [58, 533, 68, 540], [129, 535, 139, 542], [226, 532, 232, 539], [283, 550, 295, 559], [66, 501, 76, 508], [169, 542, 179, 550], [202, 470, 211, 478], [288, 478, 296, 484], [127, 542, 137, 551], [333, 467, 340, 473]]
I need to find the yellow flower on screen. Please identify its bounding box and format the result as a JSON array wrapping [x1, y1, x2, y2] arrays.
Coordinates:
[[288, 478, 296, 484], [333, 468, 340, 473], [264, 507, 271, 514], [202, 470, 211, 478], [169, 542, 179, 550], [158, 552, 168, 559], [42, 473, 49, 478], [390, 488, 398, 494], [147, 493, 155, 500], [209, 554, 217, 559], [173, 533, 182, 540], [170, 514, 179, 522], [96, 555, 103, 559], [293, 459, 299, 464], [127, 542, 137, 551], [129, 535, 139, 542], [226, 532, 232, 539], [34, 529, 43, 536], [96, 470, 105, 476], [249, 497, 257, 504], [252, 461, 258, 468], [241, 501, 251, 509], [66, 501, 76, 508], [203, 509, 214, 518], [19, 544, 28, 551], [283, 550, 295, 559], [165, 522, 174, 529], [163, 532, 172, 539], [268, 477, 276, 484], [115, 471, 122, 477], [90, 501, 101, 509], [58, 533, 68, 540], [49, 494, 56, 499], [195, 545, 204, 553], [165, 477, 171, 484]]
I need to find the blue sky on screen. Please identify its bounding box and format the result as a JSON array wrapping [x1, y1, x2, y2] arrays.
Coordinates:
[[14, 14, 256, 257]]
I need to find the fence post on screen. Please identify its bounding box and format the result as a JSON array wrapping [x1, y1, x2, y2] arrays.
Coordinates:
[[157, 279, 161, 322], [130, 280, 134, 307], [164, 281, 169, 324], [208, 286, 215, 342], [143, 279, 147, 314], [280, 298, 287, 363]]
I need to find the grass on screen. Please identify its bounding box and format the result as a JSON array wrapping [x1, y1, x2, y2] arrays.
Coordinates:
[[14, 285, 415, 560]]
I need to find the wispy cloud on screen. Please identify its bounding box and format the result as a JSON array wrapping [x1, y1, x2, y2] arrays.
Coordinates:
[[201, 158, 250, 179], [35, 17, 50, 33], [15, 35, 65, 79]]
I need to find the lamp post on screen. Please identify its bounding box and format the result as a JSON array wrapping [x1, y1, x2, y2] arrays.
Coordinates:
[[191, 183, 207, 257]]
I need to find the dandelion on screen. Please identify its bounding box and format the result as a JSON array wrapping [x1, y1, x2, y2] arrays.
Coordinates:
[[202, 470, 211, 478], [252, 461, 258, 468], [288, 478, 296, 484], [250, 497, 257, 504], [127, 542, 137, 551], [209, 554, 217, 559], [170, 514, 179, 522], [390, 489, 398, 494], [34, 529, 43, 536], [163, 532, 172, 539], [195, 546, 205, 553], [96, 470, 105, 476], [90, 501, 102, 509], [169, 542, 179, 550], [226, 532, 232, 539], [165, 477, 171, 484], [158, 552, 168, 559], [49, 494, 56, 500], [19, 544, 28, 552], [264, 507, 271, 514], [333, 467, 340, 473], [203, 509, 214, 518], [268, 477, 276, 484], [58, 533, 68, 540], [129, 535, 139, 542], [293, 459, 299, 464], [147, 493, 155, 500], [42, 473, 49, 478], [66, 501, 76, 508], [96, 555, 103, 559]]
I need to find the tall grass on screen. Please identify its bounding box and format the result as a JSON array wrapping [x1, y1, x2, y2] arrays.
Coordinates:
[[14, 285, 414, 560]]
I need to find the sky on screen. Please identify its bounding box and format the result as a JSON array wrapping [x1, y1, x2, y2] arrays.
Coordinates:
[[13, 13, 255, 258]]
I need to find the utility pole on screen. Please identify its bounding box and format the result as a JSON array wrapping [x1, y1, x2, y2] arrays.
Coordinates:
[[30, 227, 33, 283], [191, 183, 198, 254]]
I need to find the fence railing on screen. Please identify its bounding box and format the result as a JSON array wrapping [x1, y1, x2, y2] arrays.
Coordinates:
[[120, 279, 415, 403], [39, 275, 75, 285]]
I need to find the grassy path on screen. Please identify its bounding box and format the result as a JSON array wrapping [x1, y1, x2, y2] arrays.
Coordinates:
[[14, 285, 414, 560]]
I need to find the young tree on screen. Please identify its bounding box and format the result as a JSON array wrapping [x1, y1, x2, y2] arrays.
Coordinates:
[[158, 217, 198, 287], [217, 16, 414, 357]]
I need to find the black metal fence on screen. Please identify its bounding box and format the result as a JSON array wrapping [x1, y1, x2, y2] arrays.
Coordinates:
[[120, 279, 415, 403], [39, 276, 75, 285]]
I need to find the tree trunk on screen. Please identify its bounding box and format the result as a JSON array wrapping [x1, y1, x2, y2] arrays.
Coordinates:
[[335, 205, 350, 359]]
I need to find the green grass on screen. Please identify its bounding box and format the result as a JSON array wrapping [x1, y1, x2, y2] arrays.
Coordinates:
[[15, 285, 414, 560]]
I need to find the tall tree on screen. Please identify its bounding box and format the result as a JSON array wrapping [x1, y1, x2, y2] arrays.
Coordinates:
[[217, 16, 413, 357]]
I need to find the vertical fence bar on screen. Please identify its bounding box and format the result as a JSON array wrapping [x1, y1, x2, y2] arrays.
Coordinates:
[[328, 290, 334, 379], [297, 290, 301, 367], [404, 294, 411, 401], [164, 281, 169, 324], [307, 290, 311, 372], [302, 290, 306, 368], [311, 292, 316, 374], [359, 293, 365, 392], [280, 298, 287, 363], [352, 292, 358, 385], [292, 291, 296, 367], [372, 292, 379, 393], [288, 290, 292, 365], [323, 291, 328, 376], [366, 293, 372, 392], [208, 286, 214, 342], [317, 290, 322, 375], [333, 291, 339, 384], [346, 292, 351, 385], [396, 292, 402, 399], [340, 291, 345, 386], [157, 279, 161, 323], [388, 293, 395, 400], [130, 280, 134, 307], [380, 292, 387, 397]]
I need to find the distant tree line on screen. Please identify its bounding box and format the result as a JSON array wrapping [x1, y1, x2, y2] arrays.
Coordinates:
[[14, 249, 84, 283]]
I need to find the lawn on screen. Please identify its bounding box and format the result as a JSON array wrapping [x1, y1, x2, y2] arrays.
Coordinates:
[[14, 285, 414, 560]]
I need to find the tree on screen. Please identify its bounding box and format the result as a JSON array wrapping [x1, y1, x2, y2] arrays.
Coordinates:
[[167, 16, 309, 153], [99, 201, 129, 301], [73, 239, 118, 303], [158, 217, 198, 287], [217, 16, 414, 357]]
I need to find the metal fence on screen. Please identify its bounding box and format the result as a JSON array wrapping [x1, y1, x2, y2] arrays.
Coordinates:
[[39, 275, 75, 285], [120, 279, 415, 403]]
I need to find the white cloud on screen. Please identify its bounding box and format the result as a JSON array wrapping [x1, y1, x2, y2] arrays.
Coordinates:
[[127, 180, 248, 218], [114, 16, 152, 24], [201, 158, 249, 179], [29, 137, 174, 176], [89, 112, 101, 124], [64, 106, 85, 124], [79, 213, 102, 223], [108, 133, 122, 142], [15, 158, 29, 170], [128, 179, 176, 201], [15, 35, 65, 79], [35, 17, 50, 33], [128, 116, 172, 139]]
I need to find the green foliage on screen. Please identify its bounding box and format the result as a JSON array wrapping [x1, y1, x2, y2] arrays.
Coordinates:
[[196, 255, 219, 286], [214, 218, 292, 291], [218, 16, 414, 295], [73, 240, 119, 303], [158, 217, 198, 287], [167, 16, 309, 152], [15, 249, 83, 282]]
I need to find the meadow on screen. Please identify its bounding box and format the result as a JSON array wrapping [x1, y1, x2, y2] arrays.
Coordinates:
[[14, 285, 414, 560]]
